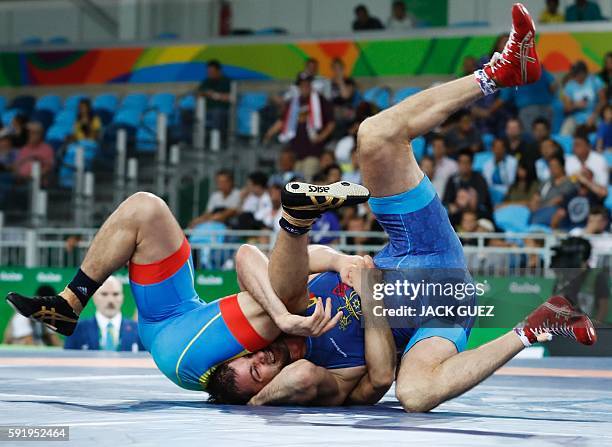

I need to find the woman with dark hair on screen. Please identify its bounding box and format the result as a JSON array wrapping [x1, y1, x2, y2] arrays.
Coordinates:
[[502, 158, 540, 206], [9, 113, 28, 148], [73, 98, 101, 140]]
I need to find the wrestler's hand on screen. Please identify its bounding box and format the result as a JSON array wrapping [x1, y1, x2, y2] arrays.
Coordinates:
[[338, 255, 365, 285], [275, 297, 342, 338]]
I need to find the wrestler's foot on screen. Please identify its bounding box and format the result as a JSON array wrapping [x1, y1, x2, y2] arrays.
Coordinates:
[[480, 3, 541, 89], [515, 295, 597, 346], [6, 292, 79, 336], [280, 181, 370, 235]]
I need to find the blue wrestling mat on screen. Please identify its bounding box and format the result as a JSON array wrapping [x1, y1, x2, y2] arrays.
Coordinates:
[[1, 349, 611, 446]]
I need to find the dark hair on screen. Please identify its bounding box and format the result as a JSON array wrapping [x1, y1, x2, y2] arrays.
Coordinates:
[[206, 363, 250, 405], [248, 171, 269, 188], [355, 4, 367, 14], [574, 125, 591, 144], [590, 205, 609, 219], [78, 98, 93, 122], [216, 169, 234, 181], [513, 158, 538, 192], [430, 133, 446, 145], [207, 59, 222, 70], [392, 0, 405, 8], [306, 57, 318, 65], [324, 163, 342, 177], [457, 148, 474, 163], [549, 153, 565, 167], [532, 117, 550, 130], [35, 285, 57, 296]]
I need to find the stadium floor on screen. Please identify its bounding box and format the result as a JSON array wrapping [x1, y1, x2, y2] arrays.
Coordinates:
[[1, 349, 611, 446]]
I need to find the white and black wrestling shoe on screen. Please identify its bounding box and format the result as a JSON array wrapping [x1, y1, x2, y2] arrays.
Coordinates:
[[280, 181, 370, 235]]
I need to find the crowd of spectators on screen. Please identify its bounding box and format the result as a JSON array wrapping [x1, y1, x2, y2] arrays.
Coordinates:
[[190, 43, 611, 267]]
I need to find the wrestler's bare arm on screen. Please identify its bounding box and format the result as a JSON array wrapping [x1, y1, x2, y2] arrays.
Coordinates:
[[248, 359, 364, 406]]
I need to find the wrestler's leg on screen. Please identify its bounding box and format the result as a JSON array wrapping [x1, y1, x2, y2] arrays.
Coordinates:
[[358, 76, 482, 198], [60, 192, 185, 313]]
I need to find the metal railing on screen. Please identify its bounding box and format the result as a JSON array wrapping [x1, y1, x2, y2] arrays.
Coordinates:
[[1, 227, 610, 276]]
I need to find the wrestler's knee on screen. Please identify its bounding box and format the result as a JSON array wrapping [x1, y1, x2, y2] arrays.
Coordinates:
[[124, 192, 170, 225], [395, 382, 440, 413], [357, 115, 403, 160]]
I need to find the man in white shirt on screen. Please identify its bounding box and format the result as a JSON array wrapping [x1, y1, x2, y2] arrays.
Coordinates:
[[237, 172, 273, 229], [565, 134, 609, 187], [387, 0, 415, 30], [189, 169, 241, 227], [482, 138, 518, 201], [430, 135, 458, 197]]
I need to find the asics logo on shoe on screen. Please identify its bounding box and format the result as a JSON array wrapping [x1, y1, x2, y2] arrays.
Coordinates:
[[308, 185, 330, 193]]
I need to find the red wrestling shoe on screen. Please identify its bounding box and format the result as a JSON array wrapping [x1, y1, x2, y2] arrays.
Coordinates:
[[483, 3, 541, 87], [516, 295, 597, 346]]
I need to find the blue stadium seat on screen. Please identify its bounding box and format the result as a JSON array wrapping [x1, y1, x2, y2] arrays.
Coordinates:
[[363, 87, 391, 110], [121, 93, 148, 112], [392, 87, 422, 105], [93, 93, 119, 112], [236, 92, 268, 137], [526, 224, 552, 234], [494, 205, 531, 233], [473, 151, 493, 172], [149, 93, 176, 115], [604, 151, 612, 167], [178, 94, 196, 110], [48, 36, 69, 44], [136, 110, 159, 152], [551, 98, 564, 134], [552, 134, 573, 154], [21, 37, 43, 45], [0, 96, 6, 113], [9, 95, 35, 115], [46, 124, 72, 151], [482, 133, 495, 151], [64, 94, 87, 112], [411, 136, 425, 161], [113, 109, 141, 129], [588, 132, 597, 147], [59, 140, 99, 189], [95, 109, 114, 126], [605, 186, 612, 215], [2, 109, 21, 127], [35, 94, 62, 113], [54, 110, 76, 128]]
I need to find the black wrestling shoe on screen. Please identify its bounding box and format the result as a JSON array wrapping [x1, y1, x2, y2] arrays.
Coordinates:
[[6, 292, 79, 336], [280, 181, 370, 235]]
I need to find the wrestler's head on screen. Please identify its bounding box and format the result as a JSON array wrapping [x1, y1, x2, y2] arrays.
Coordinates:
[[206, 337, 303, 404]]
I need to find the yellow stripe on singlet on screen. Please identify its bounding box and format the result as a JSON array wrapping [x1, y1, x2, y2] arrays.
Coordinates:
[[175, 312, 222, 386]]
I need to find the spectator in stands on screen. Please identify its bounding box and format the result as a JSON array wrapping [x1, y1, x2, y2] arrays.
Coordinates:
[[268, 148, 303, 187], [352, 4, 384, 31], [521, 236, 546, 273], [64, 276, 144, 351], [0, 129, 17, 172], [9, 113, 28, 148], [387, 0, 415, 30], [482, 138, 518, 202], [565, 0, 604, 21], [565, 132, 609, 187], [430, 134, 458, 197], [443, 149, 492, 226], [189, 169, 240, 227], [598, 52, 612, 109], [330, 58, 360, 137], [264, 71, 335, 180], [13, 122, 54, 186], [503, 159, 541, 206], [539, 0, 564, 23], [595, 104, 612, 151], [73, 98, 101, 141], [334, 101, 374, 164], [460, 56, 478, 77], [551, 167, 606, 230], [3, 285, 61, 346], [324, 163, 343, 183], [504, 118, 537, 170], [198, 59, 231, 136], [444, 110, 482, 154], [231, 171, 272, 230], [319, 151, 337, 173], [342, 149, 361, 184], [535, 138, 563, 182], [500, 67, 557, 130], [569, 206, 612, 267], [529, 154, 577, 226], [258, 183, 282, 235], [561, 61, 605, 135]]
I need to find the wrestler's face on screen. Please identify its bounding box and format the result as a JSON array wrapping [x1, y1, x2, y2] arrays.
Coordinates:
[[229, 341, 291, 399]]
